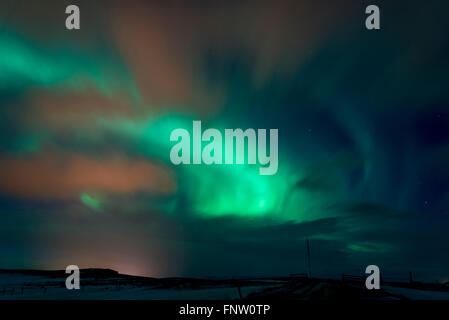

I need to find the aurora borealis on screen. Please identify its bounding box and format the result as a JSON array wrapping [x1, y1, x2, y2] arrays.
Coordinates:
[[1, 0, 449, 281]]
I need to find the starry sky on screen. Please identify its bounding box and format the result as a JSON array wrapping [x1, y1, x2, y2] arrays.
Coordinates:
[[0, 0, 449, 281]]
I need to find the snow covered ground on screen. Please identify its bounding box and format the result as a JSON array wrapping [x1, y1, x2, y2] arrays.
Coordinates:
[[1, 271, 449, 300], [383, 285, 449, 300], [0, 272, 283, 300]]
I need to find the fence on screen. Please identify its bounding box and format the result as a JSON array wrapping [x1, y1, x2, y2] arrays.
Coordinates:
[[341, 272, 413, 285]]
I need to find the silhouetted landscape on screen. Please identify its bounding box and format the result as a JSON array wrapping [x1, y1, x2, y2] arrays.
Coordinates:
[[1, 269, 449, 300]]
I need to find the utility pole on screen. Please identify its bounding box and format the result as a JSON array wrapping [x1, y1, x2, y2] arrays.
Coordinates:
[[306, 239, 312, 278]]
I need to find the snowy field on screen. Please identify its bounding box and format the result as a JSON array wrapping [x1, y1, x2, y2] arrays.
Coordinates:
[[1, 271, 449, 300], [0, 272, 283, 300]]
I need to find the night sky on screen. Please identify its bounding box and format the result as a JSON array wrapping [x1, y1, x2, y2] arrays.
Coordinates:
[[0, 0, 449, 281]]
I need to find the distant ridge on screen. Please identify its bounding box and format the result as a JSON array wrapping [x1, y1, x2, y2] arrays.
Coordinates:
[[0, 268, 119, 278]]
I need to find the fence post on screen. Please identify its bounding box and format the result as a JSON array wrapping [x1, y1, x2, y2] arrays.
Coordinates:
[[409, 272, 413, 284], [237, 284, 242, 300], [306, 239, 312, 278]]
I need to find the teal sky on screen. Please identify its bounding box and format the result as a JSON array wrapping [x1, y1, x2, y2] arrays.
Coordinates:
[[0, 0, 449, 281]]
